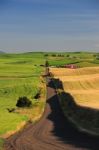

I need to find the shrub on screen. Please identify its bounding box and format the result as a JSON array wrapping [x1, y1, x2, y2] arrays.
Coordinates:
[[58, 54, 64, 57], [44, 54, 48, 57], [7, 108, 15, 113], [16, 96, 32, 108], [34, 90, 41, 99], [67, 54, 70, 57], [52, 54, 56, 57], [45, 61, 49, 67]]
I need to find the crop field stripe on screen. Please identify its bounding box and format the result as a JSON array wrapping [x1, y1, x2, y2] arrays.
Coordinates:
[[50, 67, 99, 109]]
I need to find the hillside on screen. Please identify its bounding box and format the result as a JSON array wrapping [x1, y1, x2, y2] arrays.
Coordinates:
[[50, 67, 99, 109], [0, 51, 5, 54]]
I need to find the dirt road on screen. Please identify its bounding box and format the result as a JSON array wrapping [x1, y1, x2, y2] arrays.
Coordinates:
[[4, 77, 99, 150]]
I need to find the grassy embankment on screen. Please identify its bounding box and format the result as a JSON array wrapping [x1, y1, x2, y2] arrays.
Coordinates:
[[50, 66, 99, 135], [0, 52, 46, 149]]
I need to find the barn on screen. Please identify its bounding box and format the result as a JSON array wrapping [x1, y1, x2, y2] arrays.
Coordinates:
[[65, 64, 78, 69]]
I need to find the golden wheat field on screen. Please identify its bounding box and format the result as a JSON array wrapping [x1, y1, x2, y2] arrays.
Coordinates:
[[50, 67, 99, 109]]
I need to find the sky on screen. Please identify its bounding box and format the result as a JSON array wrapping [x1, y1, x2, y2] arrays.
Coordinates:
[[0, 0, 99, 53]]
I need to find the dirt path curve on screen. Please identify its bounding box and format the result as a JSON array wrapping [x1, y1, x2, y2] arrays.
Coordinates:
[[4, 77, 99, 150]]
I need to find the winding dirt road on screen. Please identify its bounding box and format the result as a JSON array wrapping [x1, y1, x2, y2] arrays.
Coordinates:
[[4, 77, 99, 150]]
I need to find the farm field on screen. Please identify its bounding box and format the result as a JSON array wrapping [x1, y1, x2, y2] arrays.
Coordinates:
[[0, 51, 99, 149], [47, 52, 99, 67], [0, 51, 99, 136], [0, 52, 46, 140], [50, 67, 99, 109]]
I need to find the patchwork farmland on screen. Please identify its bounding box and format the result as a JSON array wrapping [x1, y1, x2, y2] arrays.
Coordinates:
[[0, 52, 99, 150]]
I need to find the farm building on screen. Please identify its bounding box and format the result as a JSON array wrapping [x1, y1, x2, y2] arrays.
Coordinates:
[[64, 64, 78, 69]]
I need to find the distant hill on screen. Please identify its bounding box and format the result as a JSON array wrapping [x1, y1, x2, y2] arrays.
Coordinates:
[[0, 50, 5, 54]]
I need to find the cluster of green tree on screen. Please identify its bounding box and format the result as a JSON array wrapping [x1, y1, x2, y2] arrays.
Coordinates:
[[44, 54, 65, 57]]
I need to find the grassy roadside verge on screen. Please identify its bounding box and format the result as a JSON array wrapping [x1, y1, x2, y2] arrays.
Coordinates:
[[0, 77, 46, 150], [52, 77, 99, 136], [0, 139, 4, 150], [0, 53, 46, 150]]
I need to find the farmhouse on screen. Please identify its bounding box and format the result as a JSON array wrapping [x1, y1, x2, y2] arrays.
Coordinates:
[[65, 64, 78, 69]]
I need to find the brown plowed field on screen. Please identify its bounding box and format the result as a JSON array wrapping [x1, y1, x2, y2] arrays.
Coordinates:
[[4, 77, 99, 150]]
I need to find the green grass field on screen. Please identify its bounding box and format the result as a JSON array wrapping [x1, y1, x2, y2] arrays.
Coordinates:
[[47, 52, 99, 67], [0, 53, 46, 149]]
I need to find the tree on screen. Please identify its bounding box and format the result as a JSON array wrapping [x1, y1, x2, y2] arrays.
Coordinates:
[[67, 54, 70, 57], [45, 60, 49, 67], [16, 96, 32, 108], [52, 54, 56, 57], [44, 54, 48, 57], [34, 90, 41, 99]]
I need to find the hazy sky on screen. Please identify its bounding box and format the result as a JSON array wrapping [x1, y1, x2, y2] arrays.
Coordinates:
[[0, 0, 99, 53]]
